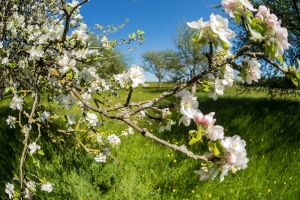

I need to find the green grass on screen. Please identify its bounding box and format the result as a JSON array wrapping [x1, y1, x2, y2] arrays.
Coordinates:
[[0, 83, 300, 199]]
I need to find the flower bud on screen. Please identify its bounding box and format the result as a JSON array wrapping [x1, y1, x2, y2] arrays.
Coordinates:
[[193, 112, 203, 124], [227, 153, 237, 165]]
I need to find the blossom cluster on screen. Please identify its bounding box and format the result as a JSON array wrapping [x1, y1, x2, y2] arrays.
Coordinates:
[[114, 64, 148, 88], [195, 135, 248, 182], [187, 14, 236, 49]]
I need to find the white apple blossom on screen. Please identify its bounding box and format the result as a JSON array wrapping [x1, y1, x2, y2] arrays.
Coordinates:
[[41, 182, 54, 193], [207, 125, 224, 141], [127, 65, 148, 88], [179, 114, 192, 126], [208, 75, 225, 100], [94, 153, 106, 163], [5, 183, 15, 199], [39, 111, 50, 122], [179, 93, 198, 118], [86, 112, 99, 127], [241, 57, 262, 84], [28, 46, 44, 61], [222, 65, 235, 87], [6, 116, 17, 128], [114, 72, 128, 88], [9, 95, 23, 110], [28, 142, 41, 154], [107, 134, 121, 146], [210, 14, 236, 47]]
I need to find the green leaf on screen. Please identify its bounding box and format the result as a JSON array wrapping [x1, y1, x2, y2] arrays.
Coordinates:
[[66, 71, 73, 80], [277, 55, 283, 64], [288, 74, 299, 86], [248, 20, 264, 40], [189, 137, 200, 145], [234, 16, 241, 24], [4, 87, 11, 95], [38, 150, 45, 155]]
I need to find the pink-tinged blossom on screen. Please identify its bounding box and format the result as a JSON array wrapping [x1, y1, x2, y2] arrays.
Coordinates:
[[202, 112, 216, 126], [222, 65, 235, 87], [258, 5, 270, 17], [275, 23, 291, 56], [207, 125, 224, 141], [222, 0, 257, 17], [266, 14, 278, 28], [242, 57, 262, 84], [227, 152, 237, 165], [193, 112, 204, 124]]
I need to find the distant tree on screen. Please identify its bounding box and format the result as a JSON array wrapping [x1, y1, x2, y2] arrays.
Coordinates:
[[90, 34, 132, 79], [141, 50, 173, 88], [171, 20, 208, 94]]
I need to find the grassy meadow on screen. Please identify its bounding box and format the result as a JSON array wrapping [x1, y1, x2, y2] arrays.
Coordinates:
[[0, 83, 300, 199]]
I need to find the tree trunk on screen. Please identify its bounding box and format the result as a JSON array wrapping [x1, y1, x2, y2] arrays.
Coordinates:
[[191, 82, 196, 94], [158, 79, 162, 88]]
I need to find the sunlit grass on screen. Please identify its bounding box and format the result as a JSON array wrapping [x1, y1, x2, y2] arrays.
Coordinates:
[[0, 84, 299, 199]]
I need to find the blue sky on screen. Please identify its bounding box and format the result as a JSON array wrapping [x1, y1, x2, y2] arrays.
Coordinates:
[[80, 0, 222, 81]]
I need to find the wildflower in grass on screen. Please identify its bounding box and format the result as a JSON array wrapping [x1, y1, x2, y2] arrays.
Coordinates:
[[5, 182, 15, 199], [290, 177, 292, 180], [107, 134, 121, 146], [173, 159, 177, 163], [173, 189, 176, 192], [191, 190, 195, 193], [208, 193, 212, 198], [28, 142, 41, 154], [9, 95, 23, 110], [268, 189, 271, 193], [94, 153, 106, 163], [284, 182, 286, 184], [41, 182, 54, 193], [6, 116, 17, 128], [274, 181, 276, 184]]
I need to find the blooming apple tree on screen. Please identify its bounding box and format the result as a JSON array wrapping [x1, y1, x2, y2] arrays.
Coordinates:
[[1, 0, 294, 199]]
